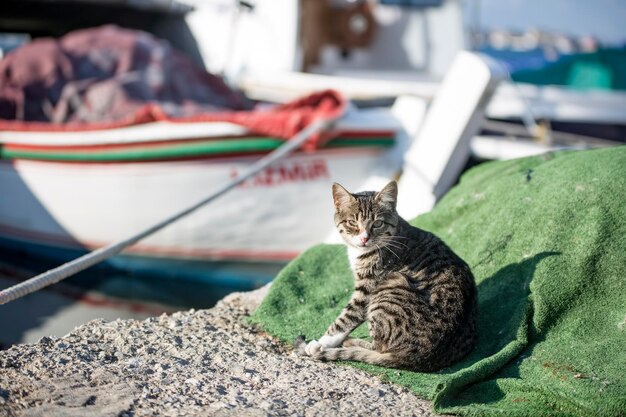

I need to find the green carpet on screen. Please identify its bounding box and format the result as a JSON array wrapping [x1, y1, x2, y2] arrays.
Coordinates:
[[250, 146, 626, 416]]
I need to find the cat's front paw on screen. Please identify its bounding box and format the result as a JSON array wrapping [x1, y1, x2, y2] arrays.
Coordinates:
[[293, 336, 324, 356], [304, 340, 324, 355]]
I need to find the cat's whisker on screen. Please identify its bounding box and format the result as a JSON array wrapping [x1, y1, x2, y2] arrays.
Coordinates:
[[377, 236, 410, 249], [384, 246, 401, 260], [374, 244, 384, 266], [377, 240, 407, 252], [383, 238, 409, 247], [374, 241, 401, 260], [378, 240, 405, 249], [384, 235, 410, 240], [381, 244, 404, 255]]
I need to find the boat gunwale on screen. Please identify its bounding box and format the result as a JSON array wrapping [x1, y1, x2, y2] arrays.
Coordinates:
[[0, 133, 396, 163]]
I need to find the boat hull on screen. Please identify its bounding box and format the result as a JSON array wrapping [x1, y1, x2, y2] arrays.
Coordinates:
[[0, 110, 405, 294], [0, 147, 391, 262]]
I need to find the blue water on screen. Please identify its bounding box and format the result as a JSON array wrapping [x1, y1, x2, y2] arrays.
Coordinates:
[[0, 237, 287, 349], [0, 239, 282, 309]]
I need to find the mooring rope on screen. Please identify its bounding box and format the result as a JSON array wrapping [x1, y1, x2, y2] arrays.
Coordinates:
[[0, 117, 339, 305]]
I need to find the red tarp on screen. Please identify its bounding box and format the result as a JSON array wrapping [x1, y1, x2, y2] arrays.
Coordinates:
[[0, 25, 346, 150]]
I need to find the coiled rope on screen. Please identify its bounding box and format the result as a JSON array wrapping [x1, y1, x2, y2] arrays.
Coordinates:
[[0, 117, 338, 305]]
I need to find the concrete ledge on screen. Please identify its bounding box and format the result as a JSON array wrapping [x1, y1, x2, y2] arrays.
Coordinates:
[[0, 284, 435, 416]]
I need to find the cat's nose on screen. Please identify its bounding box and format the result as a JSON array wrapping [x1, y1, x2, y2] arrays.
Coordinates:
[[360, 236, 369, 245]]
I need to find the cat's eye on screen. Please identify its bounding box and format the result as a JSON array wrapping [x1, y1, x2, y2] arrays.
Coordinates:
[[347, 219, 358, 227], [372, 220, 384, 228]]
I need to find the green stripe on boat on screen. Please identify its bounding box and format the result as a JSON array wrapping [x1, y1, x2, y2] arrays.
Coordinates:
[[0, 137, 394, 162]]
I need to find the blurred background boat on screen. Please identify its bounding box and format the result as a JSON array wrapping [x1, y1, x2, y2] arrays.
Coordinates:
[[204, 0, 625, 158]]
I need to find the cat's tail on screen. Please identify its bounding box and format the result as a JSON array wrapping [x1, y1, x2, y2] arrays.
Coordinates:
[[315, 346, 398, 367], [293, 336, 399, 368]]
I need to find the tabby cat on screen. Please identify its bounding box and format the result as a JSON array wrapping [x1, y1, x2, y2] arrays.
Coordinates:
[[295, 181, 477, 371]]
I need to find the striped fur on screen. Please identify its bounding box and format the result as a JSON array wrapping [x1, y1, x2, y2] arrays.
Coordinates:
[[296, 181, 477, 372]]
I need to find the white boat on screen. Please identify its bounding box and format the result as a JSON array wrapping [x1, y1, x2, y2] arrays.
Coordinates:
[[183, 0, 626, 159], [0, 106, 407, 283]]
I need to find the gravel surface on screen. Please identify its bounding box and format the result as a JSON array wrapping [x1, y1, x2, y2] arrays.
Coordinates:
[[0, 285, 437, 417]]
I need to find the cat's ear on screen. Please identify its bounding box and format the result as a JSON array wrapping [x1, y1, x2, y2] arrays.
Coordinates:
[[332, 182, 355, 210], [376, 181, 398, 209]]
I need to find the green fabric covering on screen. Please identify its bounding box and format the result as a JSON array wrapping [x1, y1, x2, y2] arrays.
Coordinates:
[[250, 146, 626, 416]]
